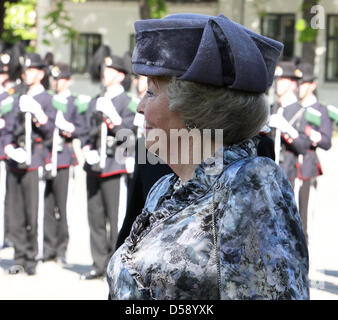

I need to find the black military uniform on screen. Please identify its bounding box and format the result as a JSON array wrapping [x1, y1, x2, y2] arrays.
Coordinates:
[[296, 63, 333, 243], [0, 51, 13, 249], [42, 63, 83, 263], [81, 54, 136, 279], [270, 61, 312, 181], [5, 52, 56, 275]]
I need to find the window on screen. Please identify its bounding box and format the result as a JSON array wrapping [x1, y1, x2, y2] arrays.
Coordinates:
[[326, 15, 338, 82], [71, 33, 102, 73], [261, 14, 295, 60]]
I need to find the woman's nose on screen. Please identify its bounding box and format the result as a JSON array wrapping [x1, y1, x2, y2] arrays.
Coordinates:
[[136, 96, 145, 114]]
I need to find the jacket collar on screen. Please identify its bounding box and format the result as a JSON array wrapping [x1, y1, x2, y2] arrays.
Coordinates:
[[169, 139, 257, 203], [27, 84, 45, 97], [104, 85, 124, 100], [124, 138, 257, 257]]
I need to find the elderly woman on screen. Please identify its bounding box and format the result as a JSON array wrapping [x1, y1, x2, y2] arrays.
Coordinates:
[[107, 13, 309, 300]]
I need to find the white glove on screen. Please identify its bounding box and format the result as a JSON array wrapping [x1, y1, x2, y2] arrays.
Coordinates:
[[269, 114, 299, 139], [125, 157, 135, 174], [19, 95, 48, 124], [83, 146, 100, 165], [4, 145, 27, 164], [96, 97, 122, 125], [0, 118, 5, 130], [307, 127, 322, 144], [55, 111, 75, 133], [54, 133, 64, 152]]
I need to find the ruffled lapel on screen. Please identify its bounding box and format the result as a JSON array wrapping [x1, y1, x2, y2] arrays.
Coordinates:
[[165, 138, 257, 204], [120, 139, 257, 295], [126, 139, 257, 246]]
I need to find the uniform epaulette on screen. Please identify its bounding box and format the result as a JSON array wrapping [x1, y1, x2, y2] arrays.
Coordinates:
[[305, 106, 321, 126], [327, 105, 338, 123], [126, 93, 140, 114], [0, 96, 14, 115], [52, 95, 68, 113], [74, 94, 92, 114]]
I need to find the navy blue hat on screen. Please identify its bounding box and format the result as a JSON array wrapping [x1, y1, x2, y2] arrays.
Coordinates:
[[132, 13, 284, 93]]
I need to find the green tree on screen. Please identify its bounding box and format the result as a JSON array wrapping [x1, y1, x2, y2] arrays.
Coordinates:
[[296, 0, 321, 65], [42, 0, 80, 46], [139, 0, 167, 20], [1, 0, 37, 48]]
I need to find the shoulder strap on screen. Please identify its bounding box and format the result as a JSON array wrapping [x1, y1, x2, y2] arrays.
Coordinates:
[[289, 107, 305, 127]]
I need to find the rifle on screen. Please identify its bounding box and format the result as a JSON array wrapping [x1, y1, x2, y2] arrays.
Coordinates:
[[49, 80, 61, 179], [15, 85, 31, 169], [89, 61, 108, 172], [24, 112, 32, 166], [51, 122, 59, 178]]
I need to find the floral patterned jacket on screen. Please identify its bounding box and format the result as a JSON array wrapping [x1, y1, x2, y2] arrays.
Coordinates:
[[107, 139, 309, 300]]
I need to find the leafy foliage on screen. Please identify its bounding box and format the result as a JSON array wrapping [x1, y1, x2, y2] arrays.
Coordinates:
[[296, 0, 321, 43], [250, 0, 270, 19], [296, 18, 319, 43], [2, 0, 37, 46], [43, 0, 79, 46], [148, 0, 167, 19]]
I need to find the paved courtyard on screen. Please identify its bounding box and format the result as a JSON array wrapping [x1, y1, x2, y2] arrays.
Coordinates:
[[0, 138, 338, 300]]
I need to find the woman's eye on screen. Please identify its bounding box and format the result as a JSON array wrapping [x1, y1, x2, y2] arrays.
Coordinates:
[[146, 90, 154, 97]]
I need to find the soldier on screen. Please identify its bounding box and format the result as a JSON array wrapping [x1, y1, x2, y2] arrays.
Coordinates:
[[269, 61, 313, 244], [42, 62, 83, 264], [296, 62, 333, 243], [80, 54, 136, 280], [4, 52, 56, 275], [0, 50, 13, 249]]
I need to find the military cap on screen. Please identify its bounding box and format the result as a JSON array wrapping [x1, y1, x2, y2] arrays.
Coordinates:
[[298, 63, 316, 83], [24, 52, 47, 69], [51, 62, 72, 79], [131, 13, 283, 93], [104, 54, 129, 74], [0, 52, 10, 74], [274, 61, 303, 80]]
